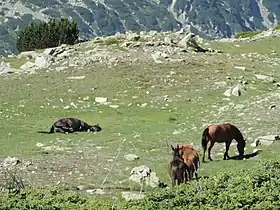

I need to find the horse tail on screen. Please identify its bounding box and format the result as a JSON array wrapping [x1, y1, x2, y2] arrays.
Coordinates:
[[37, 125, 55, 134], [201, 127, 209, 150]]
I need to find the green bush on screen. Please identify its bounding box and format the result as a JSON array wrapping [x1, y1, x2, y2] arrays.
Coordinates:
[[16, 18, 79, 52], [234, 31, 261, 39], [118, 160, 280, 210], [273, 25, 280, 31]]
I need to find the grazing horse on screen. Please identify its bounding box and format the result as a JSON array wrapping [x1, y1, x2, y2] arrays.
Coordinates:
[[179, 144, 200, 180], [169, 144, 189, 187], [38, 117, 102, 134], [201, 123, 246, 162]]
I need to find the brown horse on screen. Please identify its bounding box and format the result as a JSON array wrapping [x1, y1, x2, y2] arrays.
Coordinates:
[[179, 144, 200, 180], [201, 123, 246, 162], [169, 144, 189, 187]]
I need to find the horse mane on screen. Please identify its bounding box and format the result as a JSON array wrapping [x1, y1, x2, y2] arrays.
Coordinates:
[[231, 124, 245, 145]]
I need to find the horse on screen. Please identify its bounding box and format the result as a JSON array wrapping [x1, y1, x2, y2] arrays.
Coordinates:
[[179, 144, 200, 180], [38, 117, 102, 134], [169, 144, 189, 187], [201, 123, 246, 162]]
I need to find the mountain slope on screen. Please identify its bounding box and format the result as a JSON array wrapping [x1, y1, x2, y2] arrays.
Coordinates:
[[0, 0, 280, 56]]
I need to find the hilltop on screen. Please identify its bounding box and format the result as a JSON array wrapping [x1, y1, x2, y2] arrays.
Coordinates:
[[1, 0, 280, 56]]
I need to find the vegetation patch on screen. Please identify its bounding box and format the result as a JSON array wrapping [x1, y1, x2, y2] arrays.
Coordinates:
[[273, 25, 280, 31], [234, 31, 261, 39], [119, 159, 280, 209]]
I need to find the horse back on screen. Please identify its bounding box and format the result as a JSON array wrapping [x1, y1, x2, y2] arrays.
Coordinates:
[[54, 117, 82, 131], [207, 124, 235, 142]]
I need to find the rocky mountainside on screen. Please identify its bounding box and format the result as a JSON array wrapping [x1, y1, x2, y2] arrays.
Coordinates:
[[0, 0, 280, 56]]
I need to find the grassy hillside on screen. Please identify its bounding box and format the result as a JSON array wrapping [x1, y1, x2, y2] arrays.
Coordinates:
[[0, 33, 280, 209]]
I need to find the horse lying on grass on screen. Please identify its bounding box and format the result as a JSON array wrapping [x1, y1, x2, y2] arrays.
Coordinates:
[[179, 144, 200, 180], [201, 123, 246, 162], [38, 117, 102, 134], [169, 144, 189, 187]]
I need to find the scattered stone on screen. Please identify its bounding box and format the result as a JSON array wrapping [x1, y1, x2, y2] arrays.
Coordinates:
[[223, 88, 232, 97], [3, 156, 20, 168], [255, 74, 275, 83], [269, 104, 276, 109], [121, 191, 145, 201], [76, 185, 95, 191], [252, 135, 280, 147], [67, 76, 85, 80], [36, 143, 45, 147], [95, 97, 108, 103], [109, 105, 119, 109], [234, 66, 246, 71], [129, 165, 159, 188], [124, 154, 139, 161], [232, 84, 244, 96]]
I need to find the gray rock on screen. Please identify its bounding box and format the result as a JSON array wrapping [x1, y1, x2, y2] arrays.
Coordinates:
[[252, 135, 280, 147], [124, 154, 139, 161], [232, 84, 244, 96], [3, 156, 20, 168], [121, 191, 145, 201], [20, 61, 36, 71], [129, 165, 159, 188], [255, 74, 275, 83], [223, 88, 232, 97], [35, 55, 50, 69]]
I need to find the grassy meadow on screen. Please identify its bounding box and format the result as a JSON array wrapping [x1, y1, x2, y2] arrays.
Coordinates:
[[0, 34, 280, 209]]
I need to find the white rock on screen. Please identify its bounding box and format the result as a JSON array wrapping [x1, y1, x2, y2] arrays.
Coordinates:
[[124, 154, 139, 161], [234, 66, 246, 71], [95, 97, 108, 103], [67, 76, 85, 80]]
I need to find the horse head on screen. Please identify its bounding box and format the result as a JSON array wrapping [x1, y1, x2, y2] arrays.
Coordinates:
[[237, 138, 246, 158], [89, 124, 102, 132], [171, 144, 181, 158]]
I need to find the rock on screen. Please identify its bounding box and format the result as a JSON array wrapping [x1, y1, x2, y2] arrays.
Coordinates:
[[95, 97, 108, 103], [44, 48, 56, 56], [234, 66, 246, 71], [36, 143, 45, 147], [20, 61, 36, 71], [76, 185, 94, 191], [17, 51, 38, 59], [223, 88, 232, 97], [109, 105, 119, 109], [0, 61, 16, 75], [255, 74, 275, 83], [252, 135, 280, 147], [124, 154, 139, 161], [253, 149, 262, 153], [232, 84, 244, 96], [67, 76, 85, 80], [129, 165, 159, 188], [121, 192, 145, 201], [269, 104, 276, 109], [3, 156, 20, 168], [126, 32, 140, 41], [35, 55, 50, 69]]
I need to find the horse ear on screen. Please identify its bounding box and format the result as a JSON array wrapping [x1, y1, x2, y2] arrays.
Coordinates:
[[171, 145, 175, 151]]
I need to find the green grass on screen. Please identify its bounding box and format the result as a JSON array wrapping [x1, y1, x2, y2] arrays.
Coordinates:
[[234, 31, 261, 39], [273, 25, 280, 31], [0, 34, 280, 208]]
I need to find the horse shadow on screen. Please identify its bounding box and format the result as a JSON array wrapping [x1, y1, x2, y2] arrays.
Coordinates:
[[229, 151, 260, 160]]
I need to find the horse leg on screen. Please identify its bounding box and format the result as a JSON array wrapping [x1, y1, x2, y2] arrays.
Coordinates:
[[54, 127, 66, 134], [208, 141, 215, 161], [202, 145, 207, 163], [224, 140, 232, 160]]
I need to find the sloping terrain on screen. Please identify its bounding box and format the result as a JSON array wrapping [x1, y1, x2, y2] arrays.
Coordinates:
[[0, 30, 280, 208], [1, 0, 280, 56]]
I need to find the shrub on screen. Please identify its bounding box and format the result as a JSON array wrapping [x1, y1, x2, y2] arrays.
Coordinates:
[[234, 31, 261, 39], [118, 160, 280, 209], [16, 18, 79, 52], [273, 25, 280, 31]]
